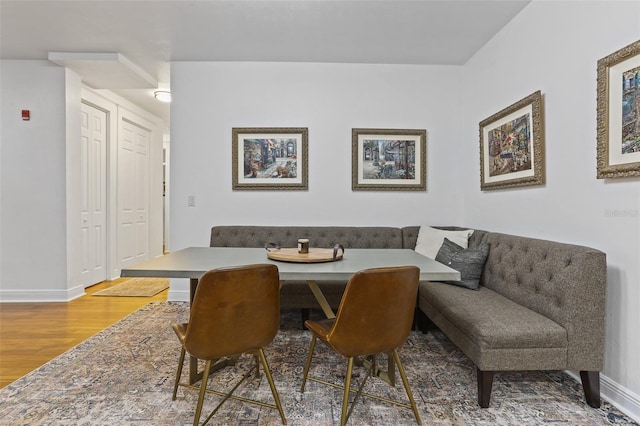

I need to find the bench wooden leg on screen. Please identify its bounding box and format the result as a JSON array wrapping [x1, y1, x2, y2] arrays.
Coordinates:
[[300, 308, 310, 329], [477, 368, 494, 408], [580, 370, 601, 408], [415, 309, 434, 333]]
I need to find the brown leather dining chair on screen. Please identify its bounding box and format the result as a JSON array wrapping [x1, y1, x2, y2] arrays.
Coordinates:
[[300, 265, 422, 425], [172, 263, 287, 426]]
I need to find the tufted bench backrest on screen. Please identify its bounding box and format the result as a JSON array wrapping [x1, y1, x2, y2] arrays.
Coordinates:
[[480, 232, 607, 370], [210, 226, 403, 249]]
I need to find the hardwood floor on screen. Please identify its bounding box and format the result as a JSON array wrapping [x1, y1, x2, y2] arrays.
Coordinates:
[[0, 278, 168, 389]]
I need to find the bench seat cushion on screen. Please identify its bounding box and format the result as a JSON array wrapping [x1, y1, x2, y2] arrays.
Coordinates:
[[419, 282, 568, 371]]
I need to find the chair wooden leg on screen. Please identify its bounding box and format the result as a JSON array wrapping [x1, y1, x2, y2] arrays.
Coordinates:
[[258, 348, 287, 425], [392, 350, 422, 425], [580, 370, 601, 408], [173, 347, 186, 400], [300, 335, 317, 392], [193, 359, 212, 426], [477, 368, 494, 408], [340, 357, 355, 426]]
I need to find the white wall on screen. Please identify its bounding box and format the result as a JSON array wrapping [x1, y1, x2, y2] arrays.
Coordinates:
[[0, 60, 72, 300], [461, 0, 640, 419], [65, 68, 84, 299], [0, 60, 165, 301], [169, 61, 465, 250], [169, 1, 640, 419]]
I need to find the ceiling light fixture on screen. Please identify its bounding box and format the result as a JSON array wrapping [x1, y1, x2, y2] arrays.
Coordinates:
[[154, 90, 171, 103]]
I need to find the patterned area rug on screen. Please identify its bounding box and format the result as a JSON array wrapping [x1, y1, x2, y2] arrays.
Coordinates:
[[92, 278, 169, 297], [0, 302, 636, 425]]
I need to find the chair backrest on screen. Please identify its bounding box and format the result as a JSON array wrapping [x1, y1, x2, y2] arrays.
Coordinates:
[[184, 263, 280, 360], [326, 266, 420, 357]]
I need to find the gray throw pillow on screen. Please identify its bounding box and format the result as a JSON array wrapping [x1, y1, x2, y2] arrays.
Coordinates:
[[434, 238, 490, 290]]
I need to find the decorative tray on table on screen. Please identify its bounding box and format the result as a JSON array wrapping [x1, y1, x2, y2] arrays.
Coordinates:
[[265, 244, 345, 263]]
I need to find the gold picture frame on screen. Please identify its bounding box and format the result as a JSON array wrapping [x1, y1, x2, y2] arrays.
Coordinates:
[[232, 127, 308, 190], [597, 39, 640, 179], [351, 128, 427, 191], [479, 91, 544, 190]]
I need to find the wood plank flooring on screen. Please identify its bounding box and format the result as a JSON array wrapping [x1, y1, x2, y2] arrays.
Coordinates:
[[0, 278, 168, 389]]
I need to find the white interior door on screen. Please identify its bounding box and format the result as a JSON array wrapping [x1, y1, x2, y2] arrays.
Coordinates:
[[79, 102, 108, 287], [118, 118, 150, 269]]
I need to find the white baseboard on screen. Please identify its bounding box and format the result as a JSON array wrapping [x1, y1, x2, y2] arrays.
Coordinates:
[[0, 285, 85, 302], [601, 372, 640, 423], [167, 278, 190, 302], [566, 371, 640, 423], [167, 289, 190, 302]]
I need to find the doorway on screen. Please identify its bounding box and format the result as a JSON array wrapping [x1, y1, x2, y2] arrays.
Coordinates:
[[117, 118, 151, 269], [79, 101, 108, 287], [78, 88, 164, 286]]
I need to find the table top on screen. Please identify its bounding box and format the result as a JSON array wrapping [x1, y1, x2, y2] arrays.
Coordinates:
[[120, 247, 461, 282]]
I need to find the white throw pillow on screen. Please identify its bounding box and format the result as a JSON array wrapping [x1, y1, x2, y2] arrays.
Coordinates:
[[414, 226, 474, 259]]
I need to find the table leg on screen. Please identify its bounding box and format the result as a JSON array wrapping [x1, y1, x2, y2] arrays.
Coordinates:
[[306, 280, 336, 319], [189, 278, 198, 306], [361, 354, 396, 386], [189, 278, 199, 383], [386, 355, 396, 385]]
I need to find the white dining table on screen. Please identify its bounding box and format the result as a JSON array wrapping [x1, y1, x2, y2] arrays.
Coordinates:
[[121, 246, 460, 384], [121, 246, 460, 313]]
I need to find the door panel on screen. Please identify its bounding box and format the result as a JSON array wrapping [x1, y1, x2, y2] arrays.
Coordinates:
[[118, 119, 150, 268], [79, 103, 107, 287]]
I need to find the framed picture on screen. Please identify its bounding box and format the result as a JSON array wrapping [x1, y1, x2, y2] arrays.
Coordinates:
[[597, 39, 640, 179], [232, 127, 308, 190], [479, 90, 544, 190], [351, 128, 426, 191]]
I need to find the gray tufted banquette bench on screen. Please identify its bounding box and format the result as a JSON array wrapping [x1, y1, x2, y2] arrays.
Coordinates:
[[404, 226, 607, 409], [209, 225, 607, 409]]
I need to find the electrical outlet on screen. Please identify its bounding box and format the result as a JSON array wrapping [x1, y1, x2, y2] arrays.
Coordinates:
[[187, 195, 196, 207]]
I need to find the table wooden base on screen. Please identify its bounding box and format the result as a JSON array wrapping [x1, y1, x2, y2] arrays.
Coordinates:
[[305, 280, 336, 319]]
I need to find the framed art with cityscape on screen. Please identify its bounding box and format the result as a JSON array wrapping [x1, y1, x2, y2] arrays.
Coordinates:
[[232, 127, 308, 190], [597, 39, 640, 179], [351, 128, 426, 191], [479, 90, 545, 190]]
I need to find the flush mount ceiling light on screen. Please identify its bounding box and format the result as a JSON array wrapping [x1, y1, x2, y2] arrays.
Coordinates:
[[154, 90, 172, 103]]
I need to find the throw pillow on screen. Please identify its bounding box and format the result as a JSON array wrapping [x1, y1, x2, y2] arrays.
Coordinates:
[[434, 238, 490, 290], [414, 226, 474, 259]]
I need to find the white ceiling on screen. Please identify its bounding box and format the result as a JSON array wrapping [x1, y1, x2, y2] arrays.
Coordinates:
[[1, 0, 530, 124]]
